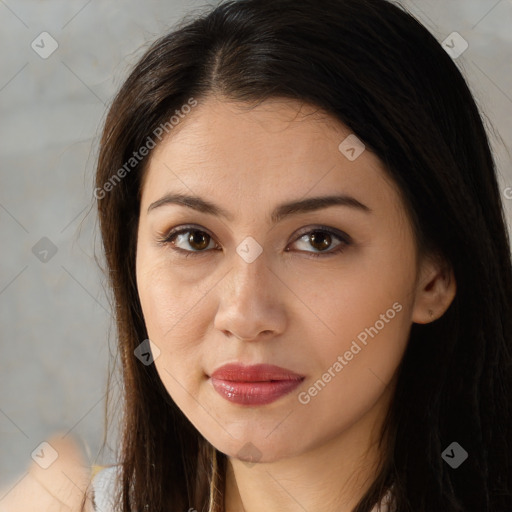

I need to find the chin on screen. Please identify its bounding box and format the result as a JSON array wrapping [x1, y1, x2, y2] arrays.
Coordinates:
[[204, 432, 302, 464]]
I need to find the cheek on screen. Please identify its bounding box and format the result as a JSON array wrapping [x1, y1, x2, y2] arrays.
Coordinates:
[[293, 281, 411, 432], [139, 274, 178, 330], [299, 239, 415, 390], [136, 247, 202, 340], [136, 254, 212, 399], [299, 282, 410, 388]]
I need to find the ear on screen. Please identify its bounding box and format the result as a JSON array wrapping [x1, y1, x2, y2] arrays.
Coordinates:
[[412, 251, 456, 324]]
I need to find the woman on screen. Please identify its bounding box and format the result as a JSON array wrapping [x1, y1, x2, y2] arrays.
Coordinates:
[[90, 0, 512, 510], [5, 0, 510, 511]]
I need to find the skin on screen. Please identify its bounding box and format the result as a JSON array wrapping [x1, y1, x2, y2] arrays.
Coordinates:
[[0, 434, 95, 512], [136, 96, 456, 512]]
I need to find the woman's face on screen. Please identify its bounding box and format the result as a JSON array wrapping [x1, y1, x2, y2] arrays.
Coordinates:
[[135, 96, 424, 463]]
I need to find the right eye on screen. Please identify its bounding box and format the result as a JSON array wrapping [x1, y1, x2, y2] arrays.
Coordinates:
[[156, 225, 221, 257]]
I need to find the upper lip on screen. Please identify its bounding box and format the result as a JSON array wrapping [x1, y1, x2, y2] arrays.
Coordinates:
[[210, 363, 304, 382]]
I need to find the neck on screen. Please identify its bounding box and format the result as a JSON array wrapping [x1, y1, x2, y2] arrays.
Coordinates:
[[223, 386, 392, 512]]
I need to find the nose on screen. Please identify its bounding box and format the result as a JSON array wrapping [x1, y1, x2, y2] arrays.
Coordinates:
[[213, 250, 287, 341]]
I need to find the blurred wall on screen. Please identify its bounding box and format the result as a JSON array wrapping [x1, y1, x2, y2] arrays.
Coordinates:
[[1, 0, 511, 485]]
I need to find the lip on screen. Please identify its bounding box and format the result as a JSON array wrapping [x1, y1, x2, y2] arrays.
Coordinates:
[[209, 363, 305, 405], [210, 363, 304, 381]]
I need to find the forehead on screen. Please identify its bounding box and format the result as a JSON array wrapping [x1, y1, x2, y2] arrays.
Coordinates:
[[140, 96, 399, 219], [149, 96, 350, 164]]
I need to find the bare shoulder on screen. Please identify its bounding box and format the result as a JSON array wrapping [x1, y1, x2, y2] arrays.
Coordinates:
[[0, 433, 95, 512]]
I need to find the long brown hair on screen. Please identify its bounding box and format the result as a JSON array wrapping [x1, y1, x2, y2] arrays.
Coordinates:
[[89, 0, 512, 510]]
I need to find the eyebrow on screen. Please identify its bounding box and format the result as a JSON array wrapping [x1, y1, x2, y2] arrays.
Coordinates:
[[147, 192, 372, 223]]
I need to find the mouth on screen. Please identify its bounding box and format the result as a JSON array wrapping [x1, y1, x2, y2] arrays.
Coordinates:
[[209, 363, 305, 406]]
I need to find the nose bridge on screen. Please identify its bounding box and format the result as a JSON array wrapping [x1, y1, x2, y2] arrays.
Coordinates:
[[214, 245, 285, 339], [226, 246, 269, 303]]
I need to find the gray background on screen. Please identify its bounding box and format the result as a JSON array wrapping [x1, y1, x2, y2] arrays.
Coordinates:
[[0, 0, 511, 486]]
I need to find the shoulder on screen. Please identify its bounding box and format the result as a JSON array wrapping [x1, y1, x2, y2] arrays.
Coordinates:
[[91, 465, 121, 512]]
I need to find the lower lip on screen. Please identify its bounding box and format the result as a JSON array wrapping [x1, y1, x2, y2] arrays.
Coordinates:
[[210, 378, 304, 405]]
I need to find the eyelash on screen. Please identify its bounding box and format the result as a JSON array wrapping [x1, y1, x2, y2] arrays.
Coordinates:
[[155, 224, 352, 259]]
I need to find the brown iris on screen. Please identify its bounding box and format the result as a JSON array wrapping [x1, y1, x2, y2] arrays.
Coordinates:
[[188, 230, 210, 250], [309, 231, 332, 251]]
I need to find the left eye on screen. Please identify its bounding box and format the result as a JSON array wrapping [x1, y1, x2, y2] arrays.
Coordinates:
[[156, 225, 351, 258], [291, 229, 348, 256]]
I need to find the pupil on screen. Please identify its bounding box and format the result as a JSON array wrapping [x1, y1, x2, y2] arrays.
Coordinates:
[[310, 232, 331, 251], [190, 231, 209, 250]]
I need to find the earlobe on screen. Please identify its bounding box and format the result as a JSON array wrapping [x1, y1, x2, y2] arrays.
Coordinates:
[[412, 254, 457, 324]]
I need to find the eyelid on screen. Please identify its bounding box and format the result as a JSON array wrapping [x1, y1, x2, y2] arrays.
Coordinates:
[[156, 224, 216, 246], [291, 225, 352, 245]]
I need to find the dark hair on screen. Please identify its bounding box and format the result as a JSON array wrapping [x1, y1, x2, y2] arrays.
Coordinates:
[[89, 0, 512, 510]]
